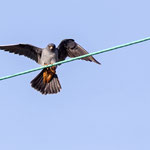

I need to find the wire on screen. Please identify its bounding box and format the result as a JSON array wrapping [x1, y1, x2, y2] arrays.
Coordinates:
[[0, 37, 150, 81]]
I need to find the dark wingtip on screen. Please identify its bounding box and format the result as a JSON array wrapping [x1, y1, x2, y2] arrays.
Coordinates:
[[95, 60, 101, 65], [91, 56, 101, 65]]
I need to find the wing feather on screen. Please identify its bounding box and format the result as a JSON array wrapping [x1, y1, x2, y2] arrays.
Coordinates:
[[58, 39, 100, 64], [0, 44, 42, 63]]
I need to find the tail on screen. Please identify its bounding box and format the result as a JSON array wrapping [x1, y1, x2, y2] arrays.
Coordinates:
[[30, 69, 62, 95]]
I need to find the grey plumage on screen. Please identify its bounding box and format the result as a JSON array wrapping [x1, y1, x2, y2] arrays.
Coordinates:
[[0, 39, 100, 94], [40, 44, 58, 65]]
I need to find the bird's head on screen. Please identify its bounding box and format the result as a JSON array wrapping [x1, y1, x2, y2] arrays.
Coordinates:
[[47, 43, 56, 51]]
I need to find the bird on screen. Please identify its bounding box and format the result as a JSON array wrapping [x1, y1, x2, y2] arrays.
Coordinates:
[[0, 39, 100, 94]]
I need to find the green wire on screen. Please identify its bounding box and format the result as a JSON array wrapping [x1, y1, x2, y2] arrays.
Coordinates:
[[0, 36, 150, 81]]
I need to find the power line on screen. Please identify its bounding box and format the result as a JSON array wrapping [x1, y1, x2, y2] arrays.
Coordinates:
[[0, 36, 150, 81]]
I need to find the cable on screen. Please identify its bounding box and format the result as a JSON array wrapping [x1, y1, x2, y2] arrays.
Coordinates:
[[0, 36, 150, 81]]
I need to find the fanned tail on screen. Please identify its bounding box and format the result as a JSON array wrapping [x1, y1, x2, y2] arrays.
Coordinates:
[[30, 69, 61, 94]]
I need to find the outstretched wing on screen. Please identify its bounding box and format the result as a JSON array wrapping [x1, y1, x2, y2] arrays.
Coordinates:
[[58, 39, 100, 64], [0, 44, 42, 63]]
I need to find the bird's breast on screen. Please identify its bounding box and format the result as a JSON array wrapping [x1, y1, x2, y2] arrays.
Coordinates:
[[40, 50, 57, 65]]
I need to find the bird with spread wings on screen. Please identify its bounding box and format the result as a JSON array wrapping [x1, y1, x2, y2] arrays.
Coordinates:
[[0, 39, 100, 94]]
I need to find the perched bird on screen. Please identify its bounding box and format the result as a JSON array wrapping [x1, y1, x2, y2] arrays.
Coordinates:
[[0, 39, 100, 94]]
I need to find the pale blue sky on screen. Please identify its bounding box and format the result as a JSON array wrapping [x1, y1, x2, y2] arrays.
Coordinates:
[[0, 0, 150, 150]]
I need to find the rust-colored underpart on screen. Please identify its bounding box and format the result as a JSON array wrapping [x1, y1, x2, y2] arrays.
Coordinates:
[[43, 65, 56, 84]]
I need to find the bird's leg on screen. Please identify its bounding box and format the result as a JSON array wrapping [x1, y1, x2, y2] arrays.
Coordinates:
[[43, 63, 56, 83], [50, 66, 56, 74], [43, 63, 49, 84], [46, 65, 56, 83], [43, 70, 48, 84]]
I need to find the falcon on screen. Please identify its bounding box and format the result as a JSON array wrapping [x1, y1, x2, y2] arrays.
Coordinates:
[[0, 39, 100, 94]]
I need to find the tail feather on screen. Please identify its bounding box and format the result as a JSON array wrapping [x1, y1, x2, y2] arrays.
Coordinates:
[[55, 77, 61, 92], [44, 82, 50, 95], [31, 70, 43, 88], [30, 69, 61, 95], [35, 75, 44, 92], [50, 78, 55, 93], [53, 77, 60, 93]]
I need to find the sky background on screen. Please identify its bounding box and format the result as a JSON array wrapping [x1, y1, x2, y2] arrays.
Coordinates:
[[0, 0, 150, 150]]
